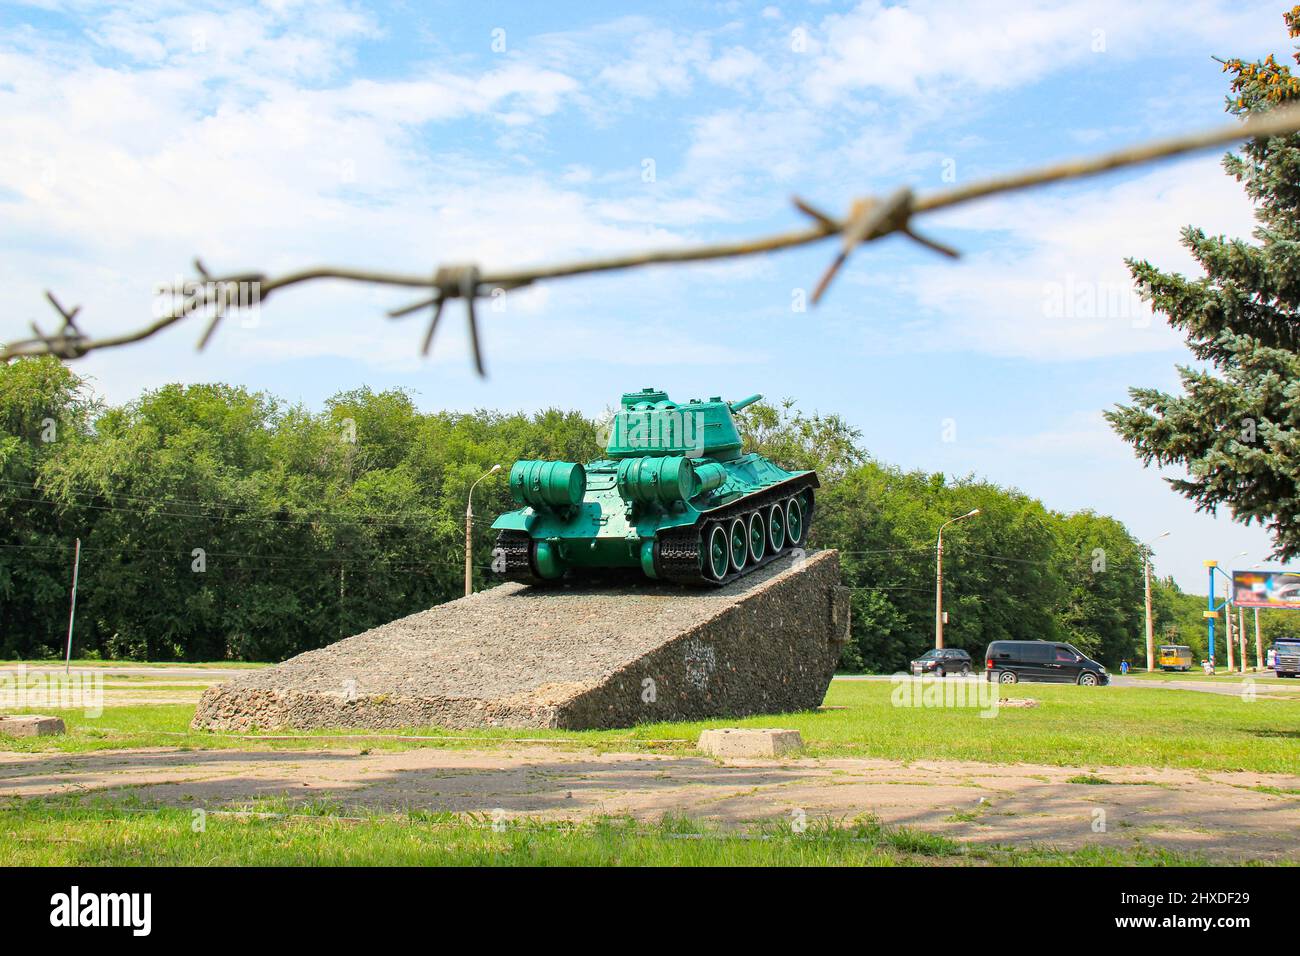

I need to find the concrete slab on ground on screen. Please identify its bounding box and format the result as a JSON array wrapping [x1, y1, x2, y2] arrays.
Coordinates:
[[0, 715, 65, 737], [698, 728, 803, 757]]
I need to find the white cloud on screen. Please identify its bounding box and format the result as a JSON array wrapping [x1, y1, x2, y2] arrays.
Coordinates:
[[0, 0, 1284, 380], [86, 0, 380, 82], [686, 107, 824, 183], [898, 155, 1259, 359], [703, 46, 766, 88], [597, 27, 711, 98], [0, 2, 709, 381], [804, 0, 1280, 104]]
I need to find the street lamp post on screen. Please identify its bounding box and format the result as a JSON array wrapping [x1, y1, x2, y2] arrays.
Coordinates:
[[935, 509, 979, 650], [1225, 550, 1247, 673], [1225, 595, 1235, 672], [466, 464, 502, 596], [1142, 532, 1170, 673]]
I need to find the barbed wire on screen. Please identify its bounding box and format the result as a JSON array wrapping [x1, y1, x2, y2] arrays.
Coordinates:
[[6, 107, 1300, 374]]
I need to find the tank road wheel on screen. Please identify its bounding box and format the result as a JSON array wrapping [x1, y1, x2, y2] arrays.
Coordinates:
[[766, 502, 786, 553], [706, 524, 731, 581], [785, 496, 806, 547], [747, 512, 766, 563], [729, 518, 749, 572]]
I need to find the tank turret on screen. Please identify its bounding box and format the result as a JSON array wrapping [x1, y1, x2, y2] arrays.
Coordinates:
[[605, 387, 760, 461], [491, 387, 817, 586]]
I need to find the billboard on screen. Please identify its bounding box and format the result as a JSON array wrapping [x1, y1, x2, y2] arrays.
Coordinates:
[[1232, 570, 1300, 609]]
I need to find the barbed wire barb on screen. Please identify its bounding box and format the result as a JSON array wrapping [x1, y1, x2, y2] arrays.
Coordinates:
[[6, 105, 1300, 371], [193, 259, 227, 352], [401, 264, 488, 376]]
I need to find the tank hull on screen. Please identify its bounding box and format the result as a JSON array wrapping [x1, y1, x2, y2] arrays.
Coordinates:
[[490, 388, 819, 587]]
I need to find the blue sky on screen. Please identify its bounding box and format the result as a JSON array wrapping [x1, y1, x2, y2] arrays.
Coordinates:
[[0, 0, 1294, 591]]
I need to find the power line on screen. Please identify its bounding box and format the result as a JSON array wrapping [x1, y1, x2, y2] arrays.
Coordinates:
[[0, 541, 493, 574], [838, 546, 936, 555], [0, 478, 484, 530], [844, 585, 932, 592], [0, 475, 512, 522]]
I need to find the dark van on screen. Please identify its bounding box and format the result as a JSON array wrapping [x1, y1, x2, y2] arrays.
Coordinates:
[[984, 641, 1108, 686]]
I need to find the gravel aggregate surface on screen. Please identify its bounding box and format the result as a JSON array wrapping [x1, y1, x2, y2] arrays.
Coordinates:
[[193, 550, 847, 731]]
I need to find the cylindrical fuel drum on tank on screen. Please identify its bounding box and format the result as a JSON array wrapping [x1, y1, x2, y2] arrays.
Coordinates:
[[615, 455, 697, 507], [691, 460, 728, 497], [509, 460, 586, 510]]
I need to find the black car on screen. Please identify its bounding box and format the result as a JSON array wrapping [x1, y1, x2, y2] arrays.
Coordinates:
[[984, 640, 1108, 686], [909, 648, 973, 677]]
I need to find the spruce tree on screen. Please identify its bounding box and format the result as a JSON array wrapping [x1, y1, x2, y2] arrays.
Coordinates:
[[1106, 8, 1300, 559]]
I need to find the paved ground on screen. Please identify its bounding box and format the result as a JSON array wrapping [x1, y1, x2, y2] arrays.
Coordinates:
[[1110, 675, 1300, 696], [836, 673, 1300, 697], [1, 745, 1295, 862]]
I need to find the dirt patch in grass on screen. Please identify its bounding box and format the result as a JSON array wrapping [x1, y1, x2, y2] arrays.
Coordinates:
[[1, 745, 1295, 864]]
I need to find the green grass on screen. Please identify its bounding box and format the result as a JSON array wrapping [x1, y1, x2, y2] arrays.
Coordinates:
[[1067, 774, 1114, 785], [96, 684, 216, 691], [0, 659, 268, 669], [5, 679, 1299, 774], [1065, 774, 1151, 786], [0, 797, 1213, 867]]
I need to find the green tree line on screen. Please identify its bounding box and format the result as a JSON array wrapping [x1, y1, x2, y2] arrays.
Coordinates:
[[1, 358, 1222, 668]]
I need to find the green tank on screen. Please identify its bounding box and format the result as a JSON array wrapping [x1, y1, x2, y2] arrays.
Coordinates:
[[491, 387, 817, 586]]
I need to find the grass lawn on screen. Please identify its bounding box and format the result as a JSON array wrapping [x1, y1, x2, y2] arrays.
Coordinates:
[[4, 677, 1297, 867], [0, 797, 1211, 867], [0, 659, 269, 669], [4, 679, 1299, 774]]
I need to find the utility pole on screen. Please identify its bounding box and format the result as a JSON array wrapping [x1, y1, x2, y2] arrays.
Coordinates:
[[1255, 607, 1263, 671], [1142, 532, 1169, 672], [1144, 558, 1154, 672], [466, 464, 502, 596], [64, 537, 80, 674], [1238, 606, 1247, 673], [935, 509, 979, 650]]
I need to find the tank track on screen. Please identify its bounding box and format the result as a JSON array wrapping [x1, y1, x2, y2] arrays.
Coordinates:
[[493, 529, 545, 584], [655, 474, 817, 587]]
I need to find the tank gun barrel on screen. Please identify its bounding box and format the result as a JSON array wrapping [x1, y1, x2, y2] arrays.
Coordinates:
[[728, 393, 763, 413]]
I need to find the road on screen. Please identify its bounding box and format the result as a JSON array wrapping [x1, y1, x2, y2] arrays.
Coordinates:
[[834, 673, 1299, 697]]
